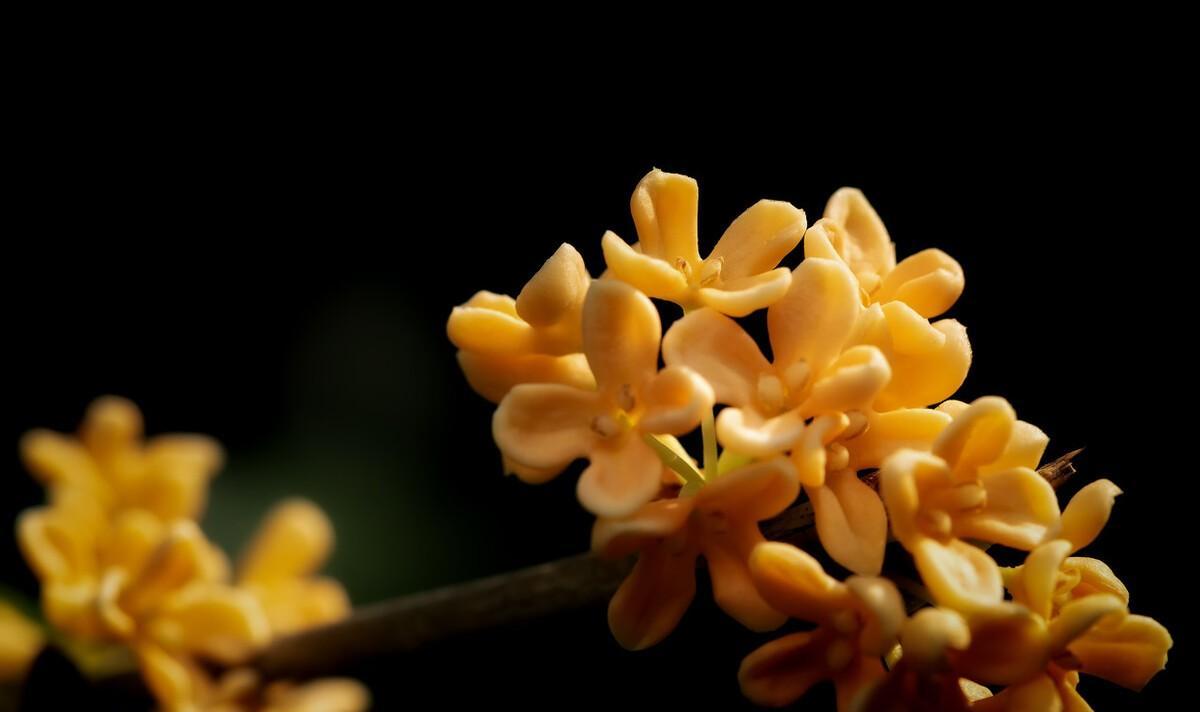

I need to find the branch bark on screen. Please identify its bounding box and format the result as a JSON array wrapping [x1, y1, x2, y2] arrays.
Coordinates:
[[252, 449, 1081, 680]]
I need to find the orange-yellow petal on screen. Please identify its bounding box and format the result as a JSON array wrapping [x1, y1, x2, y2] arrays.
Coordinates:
[[823, 188, 896, 291], [931, 396, 1015, 482], [739, 629, 838, 708], [809, 470, 888, 576], [873, 248, 964, 318], [600, 230, 689, 302], [697, 268, 793, 317], [747, 542, 852, 623], [491, 383, 600, 473], [149, 583, 270, 664], [1051, 479, 1121, 552], [703, 524, 786, 632], [456, 349, 594, 404], [607, 537, 698, 650], [767, 258, 861, 375], [239, 499, 334, 584], [662, 307, 769, 406], [514, 242, 589, 328], [844, 408, 952, 471], [446, 292, 535, 354], [582, 279, 662, 397], [630, 169, 701, 267], [695, 457, 799, 522], [955, 467, 1060, 549], [708, 199, 806, 280], [1069, 613, 1172, 690], [577, 436, 663, 518], [799, 345, 891, 418], [912, 538, 1003, 613], [639, 366, 715, 436], [0, 601, 44, 681]]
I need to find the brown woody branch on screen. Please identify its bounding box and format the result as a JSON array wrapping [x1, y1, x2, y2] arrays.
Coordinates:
[[251, 449, 1081, 680]]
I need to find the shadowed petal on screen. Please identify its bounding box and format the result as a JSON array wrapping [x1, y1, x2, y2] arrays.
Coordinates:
[[810, 470, 888, 575], [739, 629, 836, 708], [607, 537, 698, 650], [1069, 614, 1172, 690], [592, 498, 695, 558], [456, 350, 594, 404], [747, 542, 852, 622], [703, 524, 786, 632], [515, 243, 589, 327]]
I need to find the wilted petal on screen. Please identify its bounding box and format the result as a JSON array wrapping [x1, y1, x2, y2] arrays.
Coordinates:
[[1069, 613, 1172, 690], [662, 308, 768, 406], [447, 292, 534, 354], [912, 538, 1003, 613], [704, 524, 786, 632], [823, 188, 896, 290], [698, 269, 793, 317], [239, 499, 333, 583], [748, 542, 852, 622], [582, 279, 662, 396], [931, 396, 1015, 481], [639, 366, 715, 435], [955, 467, 1060, 549], [739, 629, 837, 708], [696, 457, 799, 522], [630, 169, 701, 267], [873, 249, 964, 318], [456, 350, 594, 404], [716, 407, 806, 457], [515, 243, 589, 327], [591, 498, 695, 558], [708, 199, 807, 280], [844, 408, 952, 471], [768, 258, 861, 374], [1050, 479, 1121, 551], [600, 231, 689, 302], [492, 383, 599, 473], [577, 435, 663, 518], [872, 319, 972, 411], [607, 537, 698, 650], [810, 470, 888, 575]]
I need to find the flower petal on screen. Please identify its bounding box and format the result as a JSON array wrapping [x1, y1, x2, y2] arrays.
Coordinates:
[[972, 674, 1063, 712], [747, 542, 852, 622], [844, 408, 952, 471], [697, 268, 793, 317], [1050, 479, 1121, 551], [447, 292, 535, 354], [931, 396, 1015, 482], [639, 366, 715, 436], [845, 576, 905, 655], [515, 243, 589, 328], [1063, 557, 1129, 604], [703, 524, 786, 632], [17, 507, 97, 581], [630, 169, 701, 267], [150, 583, 270, 664], [607, 537, 698, 650], [582, 279, 662, 396], [591, 498, 695, 558], [799, 345, 891, 418], [955, 467, 1061, 549], [0, 601, 43, 681], [577, 436, 663, 518], [834, 655, 887, 712], [979, 419, 1049, 476], [739, 629, 837, 708], [1069, 613, 1172, 690], [246, 577, 350, 636], [696, 457, 799, 522], [793, 413, 850, 488], [136, 642, 207, 712], [912, 538, 1003, 613], [456, 349, 594, 404], [662, 308, 768, 407], [823, 188, 896, 291], [267, 678, 372, 712], [956, 603, 1050, 685], [239, 499, 333, 583], [878, 449, 953, 546], [872, 319, 972, 411], [1047, 594, 1127, 653], [19, 428, 107, 494], [880, 301, 946, 355], [810, 470, 888, 576], [716, 406, 806, 457], [767, 257, 861, 374], [492, 383, 600, 473], [600, 230, 689, 302], [899, 607, 971, 673], [1008, 539, 1074, 618], [873, 249, 964, 318], [708, 199, 807, 280]]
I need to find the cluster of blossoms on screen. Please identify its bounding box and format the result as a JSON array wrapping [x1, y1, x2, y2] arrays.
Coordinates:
[[0, 397, 368, 712], [448, 170, 1172, 709]]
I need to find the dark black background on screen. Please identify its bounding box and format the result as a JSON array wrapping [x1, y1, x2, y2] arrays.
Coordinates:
[[3, 63, 1190, 710]]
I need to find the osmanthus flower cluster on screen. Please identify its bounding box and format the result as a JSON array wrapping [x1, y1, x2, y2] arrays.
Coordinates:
[[1, 397, 369, 712], [449, 169, 1173, 709]]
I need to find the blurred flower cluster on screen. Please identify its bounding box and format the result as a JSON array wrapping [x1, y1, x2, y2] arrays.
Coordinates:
[[2, 397, 368, 712], [449, 170, 1172, 709]]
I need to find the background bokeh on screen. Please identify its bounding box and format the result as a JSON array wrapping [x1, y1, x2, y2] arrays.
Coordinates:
[[3, 100, 1190, 709]]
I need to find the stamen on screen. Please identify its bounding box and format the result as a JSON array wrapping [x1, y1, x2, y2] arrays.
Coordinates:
[[617, 384, 636, 412], [698, 256, 724, 286], [590, 414, 620, 438], [783, 360, 810, 394], [674, 257, 694, 282], [757, 374, 786, 414]]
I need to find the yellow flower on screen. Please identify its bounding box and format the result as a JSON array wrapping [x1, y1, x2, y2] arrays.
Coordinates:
[[878, 396, 1060, 612], [21, 396, 224, 522], [601, 169, 807, 316], [448, 243, 595, 403], [493, 279, 714, 517], [0, 600, 44, 682], [592, 457, 798, 649], [809, 187, 964, 317], [200, 668, 369, 712], [236, 499, 350, 637], [738, 542, 904, 709]]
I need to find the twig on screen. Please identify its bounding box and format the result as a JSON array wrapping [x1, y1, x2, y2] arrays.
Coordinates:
[[252, 449, 1081, 680]]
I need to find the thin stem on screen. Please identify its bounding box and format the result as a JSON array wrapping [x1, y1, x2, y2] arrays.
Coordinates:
[[701, 409, 718, 482], [642, 433, 704, 493]]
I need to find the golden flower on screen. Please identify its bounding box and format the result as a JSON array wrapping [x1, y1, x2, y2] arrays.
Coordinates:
[[601, 169, 807, 316], [808, 188, 964, 317], [21, 396, 224, 522], [493, 279, 715, 517], [200, 668, 369, 712], [878, 396, 1059, 612], [738, 542, 904, 709], [0, 600, 44, 682], [592, 457, 798, 649], [448, 243, 595, 403], [236, 499, 350, 637]]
